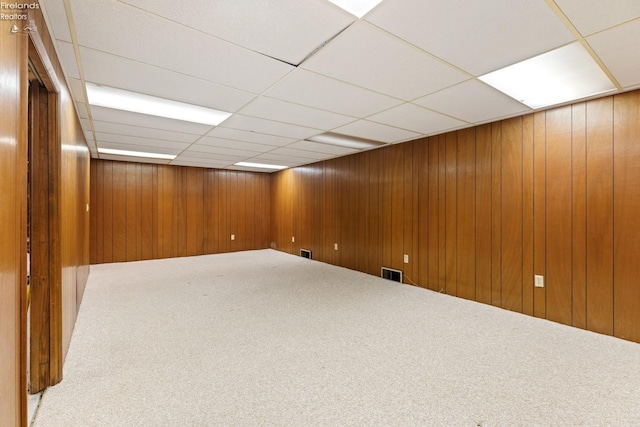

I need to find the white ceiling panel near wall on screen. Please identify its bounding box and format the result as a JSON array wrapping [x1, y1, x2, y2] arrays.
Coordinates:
[[331, 120, 421, 143], [94, 133, 191, 151], [587, 19, 640, 89], [238, 97, 356, 131], [90, 106, 212, 135], [91, 121, 200, 144], [265, 69, 403, 117], [99, 154, 171, 165], [366, 0, 574, 76], [263, 147, 331, 161], [554, 0, 640, 36], [69, 0, 293, 94], [119, 0, 355, 65], [97, 142, 183, 156], [219, 115, 323, 141], [413, 79, 531, 124], [368, 103, 467, 135], [302, 21, 469, 100], [287, 141, 358, 156], [39, 0, 72, 42], [251, 152, 322, 165], [196, 137, 278, 154], [79, 47, 255, 113], [54, 41, 80, 79], [207, 127, 296, 147]]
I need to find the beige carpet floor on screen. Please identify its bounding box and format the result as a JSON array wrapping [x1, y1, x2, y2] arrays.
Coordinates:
[[34, 249, 640, 426]]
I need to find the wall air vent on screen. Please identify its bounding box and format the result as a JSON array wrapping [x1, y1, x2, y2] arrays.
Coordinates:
[[300, 249, 312, 259], [381, 267, 402, 283]]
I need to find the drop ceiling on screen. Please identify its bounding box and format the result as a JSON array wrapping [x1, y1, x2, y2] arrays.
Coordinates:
[[38, 0, 640, 173]]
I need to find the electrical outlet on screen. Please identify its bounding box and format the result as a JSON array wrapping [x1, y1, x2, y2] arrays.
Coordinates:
[[292, 236, 295, 243], [231, 234, 235, 241], [535, 275, 544, 288], [334, 243, 338, 251], [403, 254, 409, 264]]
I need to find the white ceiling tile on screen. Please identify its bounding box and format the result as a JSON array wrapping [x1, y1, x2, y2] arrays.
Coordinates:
[[95, 132, 190, 151], [287, 140, 358, 156], [79, 47, 255, 113], [92, 121, 200, 144], [55, 41, 80, 79], [83, 131, 94, 141], [239, 97, 356, 130], [331, 120, 421, 143], [89, 106, 212, 135], [225, 165, 279, 173], [220, 115, 323, 140], [75, 102, 89, 119], [366, 0, 574, 75], [555, 0, 640, 36], [302, 21, 468, 100], [170, 157, 232, 168], [264, 147, 330, 160], [197, 137, 277, 153], [98, 154, 171, 165], [588, 19, 640, 89], [265, 69, 403, 117], [177, 150, 245, 162], [207, 127, 296, 147], [119, 0, 355, 65], [80, 118, 91, 130], [69, 0, 293, 93], [186, 144, 261, 158], [252, 153, 322, 165], [414, 79, 531, 124], [68, 78, 86, 102], [97, 142, 183, 156], [368, 103, 467, 135], [39, 0, 72, 42]]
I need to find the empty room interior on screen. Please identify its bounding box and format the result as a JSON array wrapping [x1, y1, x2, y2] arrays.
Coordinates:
[[1, 0, 640, 425]]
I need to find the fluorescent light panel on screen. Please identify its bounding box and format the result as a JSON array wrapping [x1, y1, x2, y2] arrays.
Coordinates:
[[306, 132, 385, 150], [327, 0, 383, 17], [98, 148, 176, 160], [479, 43, 615, 109], [86, 83, 232, 126], [234, 162, 287, 170]]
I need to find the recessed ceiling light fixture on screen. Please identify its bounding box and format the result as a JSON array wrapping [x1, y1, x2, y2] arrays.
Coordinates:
[[327, 0, 383, 17], [98, 147, 176, 160], [478, 43, 616, 109], [86, 83, 232, 126], [306, 132, 386, 150], [234, 162, 288, 170]]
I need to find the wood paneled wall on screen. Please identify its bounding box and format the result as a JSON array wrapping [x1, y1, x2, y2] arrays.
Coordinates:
[[271, 90, 640, 344], [90, 161, 271, 263], [0, 16, 29, 427], [1, 7, 91, 425]]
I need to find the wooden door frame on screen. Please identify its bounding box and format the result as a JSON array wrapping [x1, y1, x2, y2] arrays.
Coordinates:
[[26, 30, 63, 393]]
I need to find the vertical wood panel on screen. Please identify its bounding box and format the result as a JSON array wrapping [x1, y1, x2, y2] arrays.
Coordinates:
[[501, 117, 523, 312], [586, 98, 614, 334], [140, 164, 153, 260], [112, 162, 127, 262], [186, 168, 204, 257], [522, 115, 535, 316], [613, 90, 640, 342], [403, 142, 414, 282], [491, 123, 502, 307], [102, 161, 113, 263], [445, 132, 457, 296], [427, 137, 440, 291], [475, 125, 492, 304], [438, 136, 447, 293], [125, 163, 138, 261], [545, 107, 573, 326], [417, 140, 429, 288], [456, 128, 476, 300], [367, 152, 381, 277], [533, 112, 546, 319], [571, 103, 587, 329]]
